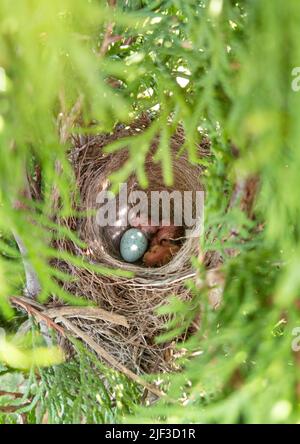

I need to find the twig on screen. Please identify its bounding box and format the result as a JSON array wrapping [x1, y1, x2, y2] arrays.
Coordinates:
[[99, 0, 122, 57], [58, 316, 165, 398], [10, 296, 66, 337], [0, 404, 30, 414], [228, 175, 259, 217], [100, 32, 123, 57], [0, 390, 23, 399], [59, 95, 83, 145], [12, 296, 129, 329], [44, 306, 129, 328], [12, 295, 45, 311], [0, 390, 31, 417]]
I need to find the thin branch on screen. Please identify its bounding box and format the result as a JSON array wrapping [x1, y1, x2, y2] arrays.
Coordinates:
[[44, 306, 129, 328], [0, 404, 30, 414], [0, 390, 31, 417], [99, 31, 123, 57], [0, 390, 23, 399], [228, 175, 259, 217], [10, 296, 66, 337], [99, 0, 122, 57], [59, 316, 165, 398]]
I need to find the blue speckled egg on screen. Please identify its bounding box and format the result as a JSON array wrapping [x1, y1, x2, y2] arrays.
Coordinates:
[[120, 228, 148, 263]]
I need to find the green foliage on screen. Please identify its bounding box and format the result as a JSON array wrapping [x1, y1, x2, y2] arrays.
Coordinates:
[[0, 0, 300, 424], [0, 332, 64, 370], [0, 340, 140, 424]]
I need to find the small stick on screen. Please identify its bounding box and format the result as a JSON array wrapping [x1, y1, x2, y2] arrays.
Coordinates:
[[59, 316, 165, 398], [10, 296, 66, 337], [0, 404, 30, 414], [44, 306, 129, 328], [0, 390, 23, 399]]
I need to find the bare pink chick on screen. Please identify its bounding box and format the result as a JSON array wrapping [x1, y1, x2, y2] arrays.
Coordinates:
[[150, 225, 184, 247], [143, 242, 180, 267]]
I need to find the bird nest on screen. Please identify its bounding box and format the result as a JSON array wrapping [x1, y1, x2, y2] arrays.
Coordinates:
[[54, 114, 211, 374]]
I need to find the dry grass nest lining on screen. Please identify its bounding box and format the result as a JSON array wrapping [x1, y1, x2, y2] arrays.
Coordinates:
[[55, 115, 211, 373]]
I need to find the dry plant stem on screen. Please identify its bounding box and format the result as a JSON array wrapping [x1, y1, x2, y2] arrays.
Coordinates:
[[44, 306, 129, 328], [99, 0, 121, 57], [59, 95, 83, 145], [10, 296, 66, 337], [0, 392, 30, 420], [228, 175, 259, 216], [225, 175, 259, 257], [0, 390, 31, 419], [58, 316, 165, 398], [0, 404, 30, 414], [99, 29, 122, 57], [13, 295, 45, 311], [13, 296, 129, 328], [0, 390, 23, 399]]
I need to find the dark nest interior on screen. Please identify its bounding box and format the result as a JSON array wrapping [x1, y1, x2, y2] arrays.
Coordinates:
[[52, 114, 212, 374]]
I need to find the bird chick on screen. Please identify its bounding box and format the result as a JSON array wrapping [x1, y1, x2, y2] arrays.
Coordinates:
[[143, 242, 180, 267], [150, 225, 184, 247]]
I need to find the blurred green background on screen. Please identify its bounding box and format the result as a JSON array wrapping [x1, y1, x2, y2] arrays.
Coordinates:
[[0, 0, 300, 424]]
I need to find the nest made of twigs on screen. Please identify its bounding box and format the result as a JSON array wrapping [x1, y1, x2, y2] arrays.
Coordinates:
[[54, 114, 211, 373]]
